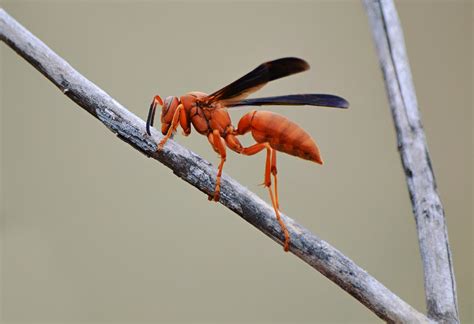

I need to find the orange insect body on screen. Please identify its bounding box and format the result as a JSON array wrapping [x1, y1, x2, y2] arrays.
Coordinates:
[[237, 110, 323, 164], [146, 58, 348, 252]]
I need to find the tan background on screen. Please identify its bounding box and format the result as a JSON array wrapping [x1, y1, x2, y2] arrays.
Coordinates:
[[1, 1, 472, 323]]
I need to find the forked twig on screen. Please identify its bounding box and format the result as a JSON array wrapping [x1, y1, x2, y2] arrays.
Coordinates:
[[0, 8, 431, 323]]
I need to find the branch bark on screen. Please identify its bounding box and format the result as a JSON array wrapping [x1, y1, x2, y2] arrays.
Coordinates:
[[363, 1, 459, 323], [1, 8, 431, 323]]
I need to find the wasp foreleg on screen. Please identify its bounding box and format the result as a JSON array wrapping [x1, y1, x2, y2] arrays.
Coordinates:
[[158, 104, 183, 150]]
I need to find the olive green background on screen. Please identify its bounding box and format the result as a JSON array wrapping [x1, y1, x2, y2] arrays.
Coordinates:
[[1, 1, 472, 323]]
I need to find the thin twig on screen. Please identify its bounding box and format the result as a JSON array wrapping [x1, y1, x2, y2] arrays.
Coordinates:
[[363, 1, 459, 323], [0, 9, 431, 323]]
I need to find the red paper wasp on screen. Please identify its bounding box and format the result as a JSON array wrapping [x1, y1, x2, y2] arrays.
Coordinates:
[[146, 57, 348, 251]]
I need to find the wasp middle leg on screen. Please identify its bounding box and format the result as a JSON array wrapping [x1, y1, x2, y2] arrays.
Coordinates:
[[208, 129, 227, 202]]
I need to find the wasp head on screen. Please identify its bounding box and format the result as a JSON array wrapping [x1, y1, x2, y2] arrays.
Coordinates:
[[146, 95, 180, 136]]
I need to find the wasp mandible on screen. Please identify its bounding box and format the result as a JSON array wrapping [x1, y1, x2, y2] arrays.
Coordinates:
[[146, 57, 349, 251]]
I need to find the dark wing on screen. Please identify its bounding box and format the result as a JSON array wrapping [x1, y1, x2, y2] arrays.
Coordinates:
[[227, 94, 349, 109], [204, 57, 309, 105]]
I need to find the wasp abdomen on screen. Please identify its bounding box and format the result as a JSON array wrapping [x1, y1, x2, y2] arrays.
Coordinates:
[[245, 111, 323, 164]]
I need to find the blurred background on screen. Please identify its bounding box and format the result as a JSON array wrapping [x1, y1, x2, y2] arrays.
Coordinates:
[[1, 1, 472, 323]]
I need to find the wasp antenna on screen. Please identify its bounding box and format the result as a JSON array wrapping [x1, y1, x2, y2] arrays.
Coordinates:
[[146, 102, 155, 136], [146, 95, 164, 135], [154, 95, 163, 106]]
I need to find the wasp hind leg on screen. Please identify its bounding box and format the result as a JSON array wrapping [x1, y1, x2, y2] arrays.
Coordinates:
[[264, 147, 289, 251], [225, 133, 290, 252]]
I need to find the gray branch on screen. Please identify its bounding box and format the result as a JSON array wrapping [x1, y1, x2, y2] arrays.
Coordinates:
[[1, 8, 432, 323], [363, 1, 459, 323]]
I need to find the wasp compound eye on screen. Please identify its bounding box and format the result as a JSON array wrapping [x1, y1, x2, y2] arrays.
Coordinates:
[[162, 96, 173, 115]]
